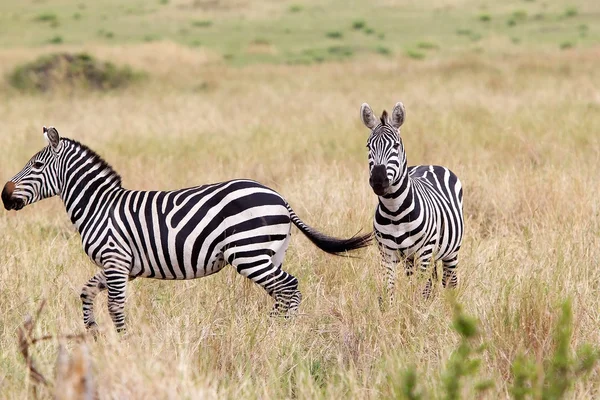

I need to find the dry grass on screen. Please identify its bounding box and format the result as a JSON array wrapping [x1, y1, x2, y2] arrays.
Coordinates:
[[0, 42, 600, 398]]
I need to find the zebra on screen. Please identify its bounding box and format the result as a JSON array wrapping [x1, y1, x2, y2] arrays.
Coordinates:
[[359, 102, 464, 302], [2, 127, 372, 332]]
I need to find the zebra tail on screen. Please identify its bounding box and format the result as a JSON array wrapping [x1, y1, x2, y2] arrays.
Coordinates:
[[285, 203, 373, 256]]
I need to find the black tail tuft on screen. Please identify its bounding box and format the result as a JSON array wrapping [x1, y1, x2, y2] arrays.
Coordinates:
[[286, 203, 373, 256]]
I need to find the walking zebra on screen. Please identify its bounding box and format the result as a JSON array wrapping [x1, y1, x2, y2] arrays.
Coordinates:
[[359, 102, 464, 302], [2, 127, 371, 331]]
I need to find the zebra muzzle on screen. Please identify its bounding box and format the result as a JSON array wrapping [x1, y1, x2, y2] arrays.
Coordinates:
[[2, 181, 24, 211], [369, 165, 390, 195]]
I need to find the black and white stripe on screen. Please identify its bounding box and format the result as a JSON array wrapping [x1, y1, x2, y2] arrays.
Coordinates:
[[2, 127, 371, 331], [360, 102, 464, 301]]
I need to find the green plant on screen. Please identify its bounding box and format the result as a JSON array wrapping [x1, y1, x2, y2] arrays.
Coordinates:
[[405, 49, 425, 60], [509, 300, 599, 399], [512, 10, 527, 20], [8, 52, 145, 92], [375, 46, 391, 55], [507, 19, 517, 26], [364, 27, 375, 35], [352, 20, 366, 30], [560, 41, 574, 49], [288, 4, 303, 13], [456, 28, 472, 36], [35, 13, 58, 23], [479, 14, 491, 22], [441, 302, 493, 400], [191, 19, 212, 28], [417, 41, 439, 50], [564, 7, 578, 18], [325, 31, 343, 39], [48, 36, 63, 44], [72, 12, 82, 20]]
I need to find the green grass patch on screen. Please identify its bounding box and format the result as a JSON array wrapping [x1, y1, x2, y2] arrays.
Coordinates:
[[325, 31, 343, 39], [8, 52, 145, 93], [374, 46, 391, 56], [48, 36, 63, 44], [417, 41, 439, 50], [405, 49, 425, 59], [563, 7, 578, 18], [352, 20, 366, 30], [512, 10, 528, 20], [364, 27, 375, 35], [560, 41, 574, 49], [479, 14, 491, 22], [456, 28, 472, 36], [34, 12, 58, 23], [288, 4, 303, 13], [191, 19, 212, 28]]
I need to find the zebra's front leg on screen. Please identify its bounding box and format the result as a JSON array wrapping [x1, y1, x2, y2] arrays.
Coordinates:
[[442, 254, 459, 289], [104, 264, 131, 333], [418, 258, 435, 299], [379, 252, 398, 309], [80, 271, 107, 330]]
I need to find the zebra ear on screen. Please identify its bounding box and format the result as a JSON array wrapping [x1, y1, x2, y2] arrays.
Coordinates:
[[390, 102, 406, 130], [43, 126, 60, 149], [360, 103, 377, 130]]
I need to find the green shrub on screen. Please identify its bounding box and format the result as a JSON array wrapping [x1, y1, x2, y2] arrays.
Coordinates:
[[288, 4, 303, 13], [507, 19, 517, 26], [512, 10, 527, 20], [48, 36, 63, 44], [417, 41, 439, 50], [327, 46, 353, 57], [364, 27, 375, 35], [560, 41, 574, 49], [405, 49, 425, 60], [375, 46, 391, 55], [456, 28, 472, 36], [352, 20, 366, 30], [34, 13, 58, 23], [564, 7, 578, 18], [8, 52, 145, 92], [510, 300, 599, 399], [325, 31, 343, 39], [479, 14, 491, 22], [191, 19, 212, 28], [72, 12, 82, 20]]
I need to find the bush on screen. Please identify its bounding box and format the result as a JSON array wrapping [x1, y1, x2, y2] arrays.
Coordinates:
[[479, 14, 491, 22], [325, 31, 343, 39], [560, 41, 574, 49], [288, 4, 303, 13], [352, 20, 366, 30], [417, 41, 439, 50], [405, 49, 425, 60], [191, 19, 212, 28], [8, 53, 145, 93], [564, 7, 578, 18]]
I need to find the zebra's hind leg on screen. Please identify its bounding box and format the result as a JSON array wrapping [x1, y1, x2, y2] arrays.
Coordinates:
[[104, 264, 131, 333], [80, 271, 107, 331], [230, 255, 301, 317], [442, 254, 459, 289]]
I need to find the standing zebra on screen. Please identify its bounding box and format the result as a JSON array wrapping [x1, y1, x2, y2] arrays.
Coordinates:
[[2, 127, 371, 332], [359, 102, 464, 302]]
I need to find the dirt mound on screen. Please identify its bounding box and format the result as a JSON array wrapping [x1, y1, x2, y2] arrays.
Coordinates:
[[8, 52, 144, 92]]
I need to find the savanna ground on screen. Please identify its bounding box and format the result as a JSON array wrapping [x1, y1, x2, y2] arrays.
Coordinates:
[[0, 0, 600, 398]]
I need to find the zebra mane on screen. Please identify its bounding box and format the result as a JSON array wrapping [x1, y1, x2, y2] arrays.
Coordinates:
[[63, 138, 123, 187], [380, 110, 388, 125]]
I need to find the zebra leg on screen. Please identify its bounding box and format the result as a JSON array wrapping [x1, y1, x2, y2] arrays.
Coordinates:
[[442, 254, 459, 289], [104, 264, 131, 332], [230, 255, 301, 316], [378, 250, 399, 309], [417, 258, 435, 299], [80, 271, 107, 330]]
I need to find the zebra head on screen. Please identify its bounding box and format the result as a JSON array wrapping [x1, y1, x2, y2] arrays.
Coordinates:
[[360, 102, 406, 196], [2, 126, 63, 211]]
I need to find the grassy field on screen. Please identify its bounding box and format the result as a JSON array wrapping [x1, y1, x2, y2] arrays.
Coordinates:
[[1, 0, 600, 398]]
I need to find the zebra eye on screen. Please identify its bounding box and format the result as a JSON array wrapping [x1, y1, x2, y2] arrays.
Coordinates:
[[393, 142, 400, 149], [33, 161, 44, 169]]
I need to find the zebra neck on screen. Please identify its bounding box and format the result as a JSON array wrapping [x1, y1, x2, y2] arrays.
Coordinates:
[[378, 167, 413, 214], [59, 147, 123, 233]]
